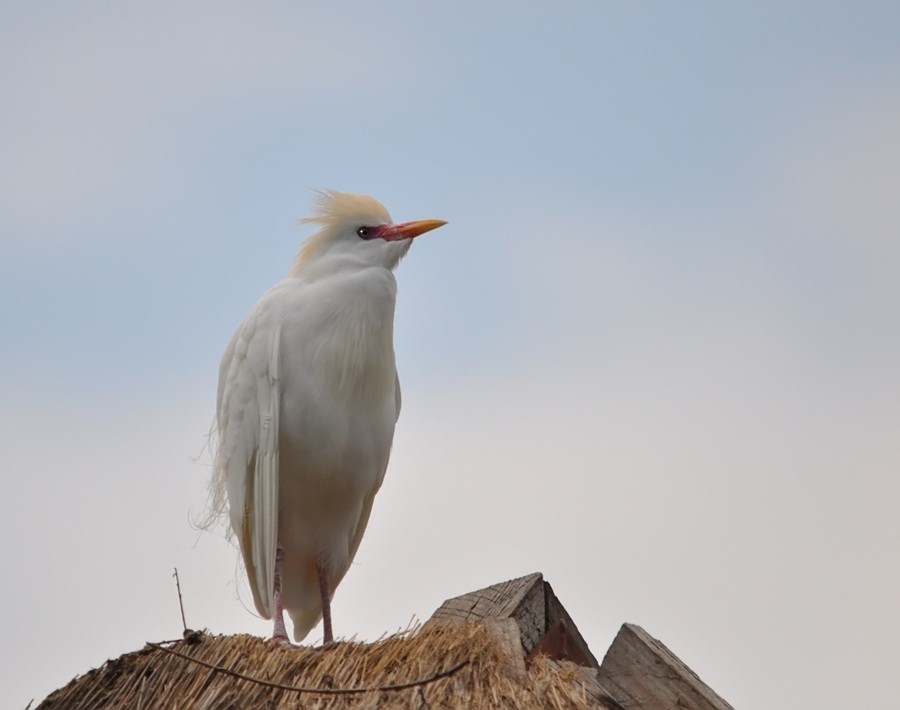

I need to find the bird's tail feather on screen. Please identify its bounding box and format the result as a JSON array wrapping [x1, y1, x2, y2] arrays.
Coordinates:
[[290, 608, 323, 643]]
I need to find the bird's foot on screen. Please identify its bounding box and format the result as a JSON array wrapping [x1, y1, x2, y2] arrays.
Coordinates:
[[269, 633, 293, 646]]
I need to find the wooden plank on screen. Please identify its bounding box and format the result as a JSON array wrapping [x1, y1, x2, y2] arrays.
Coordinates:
[[545, 580, 600, 669], [429, 573, 599, 670], [429, 572, 545, 652], [598, 623, 734, 710], [430, 573, 543, 623]]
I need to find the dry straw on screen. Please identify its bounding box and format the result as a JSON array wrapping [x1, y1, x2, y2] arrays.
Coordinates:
[[38, 621, 610, 709]]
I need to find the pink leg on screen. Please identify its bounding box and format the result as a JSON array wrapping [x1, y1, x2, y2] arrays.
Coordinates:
[[316, 561, 333, 645], [272, 545, 289, 643]]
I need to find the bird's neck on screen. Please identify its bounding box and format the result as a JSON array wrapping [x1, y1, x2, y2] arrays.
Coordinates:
[[291, 248, 403, 280]]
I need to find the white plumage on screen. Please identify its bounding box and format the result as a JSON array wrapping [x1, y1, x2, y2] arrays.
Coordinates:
[[209, 191, 446, 643]]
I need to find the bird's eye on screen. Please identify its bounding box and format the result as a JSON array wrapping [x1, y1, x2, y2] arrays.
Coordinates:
[[356, 226, 370, 239]]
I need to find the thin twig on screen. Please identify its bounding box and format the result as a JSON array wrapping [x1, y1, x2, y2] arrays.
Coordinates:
[[172, 568, 187, 633], [145, 642, 469, 695]]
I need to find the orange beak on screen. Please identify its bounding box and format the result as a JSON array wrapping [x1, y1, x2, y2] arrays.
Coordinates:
[[379, 219, 447, 242]]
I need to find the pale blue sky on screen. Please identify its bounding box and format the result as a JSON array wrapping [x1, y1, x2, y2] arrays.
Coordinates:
[[2, 4, 899, 708]]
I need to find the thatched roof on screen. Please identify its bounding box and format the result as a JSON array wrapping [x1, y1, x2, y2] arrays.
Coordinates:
[[37, 621, 614, 709], [37, 573, 734, 709]]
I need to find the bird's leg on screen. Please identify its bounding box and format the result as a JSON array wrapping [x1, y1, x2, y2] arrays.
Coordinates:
[[271, 545, 289, 643], [316, 561, 334, 645]]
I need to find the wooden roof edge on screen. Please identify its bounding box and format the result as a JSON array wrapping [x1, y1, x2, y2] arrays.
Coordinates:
[[429, 572, 735, 710], [599, 622, 736, 710]]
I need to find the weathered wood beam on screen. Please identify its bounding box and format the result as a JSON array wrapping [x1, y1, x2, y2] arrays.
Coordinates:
[[430, 573, 736, 709], [429, 572, 598, 669], [598, 623, 735, 710]]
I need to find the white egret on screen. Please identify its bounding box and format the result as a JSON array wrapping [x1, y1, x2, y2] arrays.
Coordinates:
[[209, 191, 446, 644]]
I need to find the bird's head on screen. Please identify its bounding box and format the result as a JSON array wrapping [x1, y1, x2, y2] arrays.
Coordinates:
[[292, 191, 446, 275]]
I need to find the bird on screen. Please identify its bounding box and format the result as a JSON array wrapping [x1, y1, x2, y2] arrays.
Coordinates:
[[207, 191, 446, 644]]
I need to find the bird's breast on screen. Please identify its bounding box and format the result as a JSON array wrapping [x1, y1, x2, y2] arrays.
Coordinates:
[[302, 290, 396, 404], [275, 278, 400, 550], [278, 270, 400, 455]]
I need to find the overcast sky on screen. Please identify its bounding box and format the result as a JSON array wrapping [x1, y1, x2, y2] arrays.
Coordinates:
[[2, 4, 899, 708]]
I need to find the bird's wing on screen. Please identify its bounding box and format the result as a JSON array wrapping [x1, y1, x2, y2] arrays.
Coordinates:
[[346, 370, 401, 568], [216, 300, 283, 620], [348, 487, 378, 565]]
